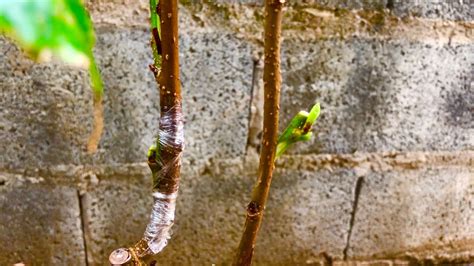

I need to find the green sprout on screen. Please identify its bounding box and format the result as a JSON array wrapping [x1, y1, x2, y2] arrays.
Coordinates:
[[147, 143, 158, 160], [276, 103, 321, 159]]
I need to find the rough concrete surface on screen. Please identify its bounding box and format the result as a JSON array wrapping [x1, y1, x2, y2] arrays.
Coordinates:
[[1, 26, 253, 169], [215, 0, 473, 21], [80, 171, 152, 265], [92, 27, 160, 164], [79, 166, 355, 264], [86, 0, 150, 27], [2, 154, 471, 264], [0, 39, 93, 168], [1, 0, 473, 265], [3, 24, 472, 168], [0, 173, 86, 265], [347, 166, 474, 261], [280, 38, 474, 154], [180, 31, 253, 167]]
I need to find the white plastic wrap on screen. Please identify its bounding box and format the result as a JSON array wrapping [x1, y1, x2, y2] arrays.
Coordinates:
[[141, 105, 184, 255], [157, 105, 185, 152], [143, 191, 178, 254]]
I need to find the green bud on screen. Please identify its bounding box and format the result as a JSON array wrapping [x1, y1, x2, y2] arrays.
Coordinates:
[[275, 103, 321, 159]]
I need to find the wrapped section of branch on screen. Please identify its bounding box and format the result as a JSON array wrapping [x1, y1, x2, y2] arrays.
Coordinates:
[[143, 105, 184, 255], [157, 106, 185, 157], [143, 191, 177, 254]]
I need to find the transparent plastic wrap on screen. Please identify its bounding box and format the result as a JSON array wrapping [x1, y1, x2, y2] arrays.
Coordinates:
[[143, 191, 178, 254], [141, 105, 184, 255]]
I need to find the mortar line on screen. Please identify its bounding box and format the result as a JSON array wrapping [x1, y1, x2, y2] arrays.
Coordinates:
[[77, 190, 89, 266], [1, 151, 472, 180], [275, 150, 474, 172], [343, 176, 364, 260]]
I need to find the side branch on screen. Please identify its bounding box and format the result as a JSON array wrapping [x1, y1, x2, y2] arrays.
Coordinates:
[[234, 0, 284, 265]]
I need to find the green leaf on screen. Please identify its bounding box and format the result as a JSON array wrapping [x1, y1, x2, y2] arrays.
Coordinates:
[[89, 57, 103, 99], [149, 0, 161, 68], [0, 0, 103, 96], [276, 103, 321, 159], [149, 0, 159, 36]]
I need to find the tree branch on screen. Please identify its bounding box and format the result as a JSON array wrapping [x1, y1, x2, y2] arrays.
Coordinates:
[[234, 1, 284, 265]]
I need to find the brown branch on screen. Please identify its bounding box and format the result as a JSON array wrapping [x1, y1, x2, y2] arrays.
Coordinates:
[[155, 0, 182, 193], [86, 94, 104, 153], [234, 1, 284, 265]]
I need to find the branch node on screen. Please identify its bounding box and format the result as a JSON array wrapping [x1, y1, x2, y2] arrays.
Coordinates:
[[247, 201, 263, 217], [149, 64, 160, 78]]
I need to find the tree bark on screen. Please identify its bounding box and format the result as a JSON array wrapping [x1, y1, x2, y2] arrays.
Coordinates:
[[155, 0, 182, 193], [234, 1, 284, 265]]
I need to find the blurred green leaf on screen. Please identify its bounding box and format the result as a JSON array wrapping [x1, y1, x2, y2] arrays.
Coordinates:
[[0, 0, 103, 97], [276, 103, 321, 159]]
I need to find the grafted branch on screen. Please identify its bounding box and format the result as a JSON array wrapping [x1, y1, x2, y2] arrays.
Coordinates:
[[109, 0, 182, 265]]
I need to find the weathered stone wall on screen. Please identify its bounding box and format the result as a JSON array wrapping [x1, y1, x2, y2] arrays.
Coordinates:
[[0, 0, 473, 265]]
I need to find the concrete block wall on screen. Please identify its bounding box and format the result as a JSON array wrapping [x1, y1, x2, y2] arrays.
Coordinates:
[[1, 0, 473, 265]]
